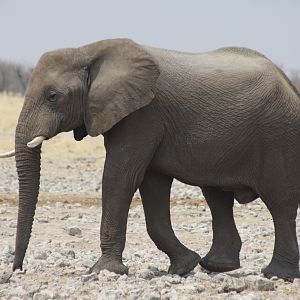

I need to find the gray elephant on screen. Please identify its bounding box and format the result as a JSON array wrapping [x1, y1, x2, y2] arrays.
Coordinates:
[[1, 39, 299, 280]]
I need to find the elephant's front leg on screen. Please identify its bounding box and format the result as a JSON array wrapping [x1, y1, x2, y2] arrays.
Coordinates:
[[88, 171, 137, 275]]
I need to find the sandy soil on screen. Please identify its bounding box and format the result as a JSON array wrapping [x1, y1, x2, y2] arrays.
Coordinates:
[[0, 93, 300, 299]]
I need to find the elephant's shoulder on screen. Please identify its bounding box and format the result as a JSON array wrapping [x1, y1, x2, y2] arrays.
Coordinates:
[[214, 47, 267, 59]]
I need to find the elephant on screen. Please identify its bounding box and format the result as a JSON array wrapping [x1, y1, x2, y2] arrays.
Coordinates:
[[1, 38, 299, 280]]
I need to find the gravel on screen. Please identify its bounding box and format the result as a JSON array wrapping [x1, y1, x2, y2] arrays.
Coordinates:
[[0, 154, 202, 199], [0, 146, 300, 299], [0, 196, 299, 299]]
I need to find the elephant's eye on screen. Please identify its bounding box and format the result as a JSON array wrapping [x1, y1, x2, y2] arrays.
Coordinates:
[[47, 91, 57, 102]]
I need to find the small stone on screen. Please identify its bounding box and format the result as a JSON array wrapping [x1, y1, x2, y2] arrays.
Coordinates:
[[33, 290, 58, 300], [99, 289, 124, 300], [0, 269, 13, 284], [34, 251, 48, 260], [57, 261, 70, 268], [194, 271, 210, 280], [68, 227, 82, 236], [270, 276, 278, 281], [9, 286, 26, 298], [139, 269, 155, 280], [177, 283, 205, 293], [168, 290, 178, 300], [60, 214, 70, 220], [165, 276, 182, 285], [67, 250, 76, 259], [226, 268, 258, 277], [117, 274, 128, 281], [55, 202, 64, 209], [148, 265, 159, 273], [81, 272, 98, 282], [37, 217, 49, 223], [220, 277, 247, 293], [2, 244, 14, 256], [60, 250, 75, 259], [148, 291, 161, 300], [293, 278, 300, 288], [235, 293, 262, 300], [99, 269, 121, 280], [0, 208, 7, 214], [213, 273, 228, 283], [9, 220, 17, 228], [246, 276, 275, 291]]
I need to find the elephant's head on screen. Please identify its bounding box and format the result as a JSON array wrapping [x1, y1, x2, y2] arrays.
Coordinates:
[[1, 39, 159, 270]]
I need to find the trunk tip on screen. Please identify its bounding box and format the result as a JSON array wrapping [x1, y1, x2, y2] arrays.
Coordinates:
[[13, 260, 23, 272]]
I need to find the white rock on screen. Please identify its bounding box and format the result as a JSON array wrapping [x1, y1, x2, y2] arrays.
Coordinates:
[[37, 217, 49, 223], [117, 274, 128, 281], [232, 293, 262, 300], [81, 272, 98, 282], [0, 269, 12, 283], [33, 290, 59, 300], [220, 277, 247, 293], [213, 273, 229, 283], [147, 291, 161, 300], [9, 220, 17, 228], [55, 202, 64, 209], [168, 290, 179, 300], [176, 283, 205, 293], [34, 251, 48, 260], [99, 269, 121, 280], [292, 278, 300, 288], [139, 269, 156, 280], [246, 275, 275, 291], [9, 286, 27, 298], [99, 289, 124, 300], [2, 244, 14, 256], [33, 293, 47, 300], [60, 214, 70, 220], [60, 250, 75, 259], [165, 275, 182, 285]]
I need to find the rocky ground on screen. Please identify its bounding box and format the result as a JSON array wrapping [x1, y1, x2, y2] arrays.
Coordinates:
[[1, 94, 300, 299], [0, 195, 300, 300]]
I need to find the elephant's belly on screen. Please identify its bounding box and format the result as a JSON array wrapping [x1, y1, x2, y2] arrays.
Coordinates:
[[222, 186, 259, 203], [150, 148, 259, 204]]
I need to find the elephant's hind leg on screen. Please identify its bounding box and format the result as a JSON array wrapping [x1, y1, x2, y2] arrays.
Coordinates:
[[261, 196, 299, 280], [200, 187, 242, 272], [139, 169, 201, 275]]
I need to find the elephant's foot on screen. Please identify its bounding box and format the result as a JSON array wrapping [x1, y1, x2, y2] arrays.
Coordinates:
[[262, 259, 300, 281], [200, 249, 240, 272], [87, 255, 128, 275], [168, 249, 201, 276]]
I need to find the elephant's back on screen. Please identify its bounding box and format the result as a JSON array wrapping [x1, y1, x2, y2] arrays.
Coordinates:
[[143, 45, 272, 78], [143, 45, 278, 111], [144, 45, 300, 147]]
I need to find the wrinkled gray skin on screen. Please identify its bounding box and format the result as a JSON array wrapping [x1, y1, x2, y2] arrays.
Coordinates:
[[12, 39, 300, 280]]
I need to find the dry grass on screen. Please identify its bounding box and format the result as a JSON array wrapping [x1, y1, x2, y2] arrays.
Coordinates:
[[0, 92, 23, 144], [0, 193, 205, 207], [0, 92, 105, 158]]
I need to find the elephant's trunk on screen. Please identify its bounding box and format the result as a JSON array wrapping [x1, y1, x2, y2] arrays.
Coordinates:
[[13, 121, 41, 271]]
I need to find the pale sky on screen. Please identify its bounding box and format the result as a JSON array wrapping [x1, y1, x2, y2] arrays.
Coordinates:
[[1, 0, 299, 72]]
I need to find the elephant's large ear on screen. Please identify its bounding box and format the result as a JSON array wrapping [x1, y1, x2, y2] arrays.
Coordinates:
[[81, 39, 160, 136]]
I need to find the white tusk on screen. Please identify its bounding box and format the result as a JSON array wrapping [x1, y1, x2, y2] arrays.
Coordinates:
[[27, 136, 46, 148], [0, 150, 15, 158]]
